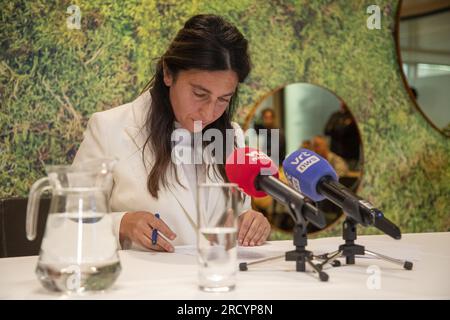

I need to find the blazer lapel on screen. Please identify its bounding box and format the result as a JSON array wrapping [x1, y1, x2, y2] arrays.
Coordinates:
[[166, 164, 198, 229], [124, 125, 153, 179], [205, 165, 225, 219]]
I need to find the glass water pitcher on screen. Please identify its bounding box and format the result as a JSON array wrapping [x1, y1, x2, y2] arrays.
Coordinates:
[[26, 158, 121, 294]]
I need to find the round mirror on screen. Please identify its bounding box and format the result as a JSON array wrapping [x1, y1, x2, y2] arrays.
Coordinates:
[[243, 83, 363, 235], [398, 2, 450, 136]]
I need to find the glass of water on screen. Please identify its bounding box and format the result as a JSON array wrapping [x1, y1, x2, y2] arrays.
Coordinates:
[[197, 183, 243, 292]]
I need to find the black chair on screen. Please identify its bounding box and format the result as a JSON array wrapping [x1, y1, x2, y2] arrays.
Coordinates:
[[0, 197, 50, 258]]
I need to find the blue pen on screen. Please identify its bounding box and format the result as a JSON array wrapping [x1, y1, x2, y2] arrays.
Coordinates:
[[152, 213, 160, 245]]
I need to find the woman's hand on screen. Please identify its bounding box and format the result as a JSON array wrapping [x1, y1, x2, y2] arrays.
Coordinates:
[[119, 211, 177, 252], [237, 209, 271, 246]]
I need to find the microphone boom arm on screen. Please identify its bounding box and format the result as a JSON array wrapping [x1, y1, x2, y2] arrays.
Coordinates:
[[255, 175, 326, 229], [317, 176, 401, 239]]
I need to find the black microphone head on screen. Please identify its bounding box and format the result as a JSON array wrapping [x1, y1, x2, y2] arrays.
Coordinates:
[[372, 209, 402, 240]]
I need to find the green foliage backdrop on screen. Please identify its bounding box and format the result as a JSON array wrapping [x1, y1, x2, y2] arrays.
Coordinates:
[[1, 0, 449, 237]]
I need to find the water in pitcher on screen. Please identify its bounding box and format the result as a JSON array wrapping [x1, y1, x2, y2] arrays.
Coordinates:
[[36, 211, 120, 293], [198, 227, 237, 292]]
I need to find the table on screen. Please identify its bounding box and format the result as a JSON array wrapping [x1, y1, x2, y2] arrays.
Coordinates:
[[1, 232, 449, 299]]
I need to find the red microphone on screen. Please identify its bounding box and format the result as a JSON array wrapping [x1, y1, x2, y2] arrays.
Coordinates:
[[225, 147, 279, 197], [225, 147, 325, 228]]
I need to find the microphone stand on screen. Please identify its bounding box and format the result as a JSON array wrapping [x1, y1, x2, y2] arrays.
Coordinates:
[[314, 217, 413, 271], [284, 203, 329, 281], [239, 195, 329, 282]]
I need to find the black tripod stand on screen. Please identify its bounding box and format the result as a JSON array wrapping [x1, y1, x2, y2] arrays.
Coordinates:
[[285, 221, 329, 281], [239, 199, 329, 282], [315, 217, 413, 270]]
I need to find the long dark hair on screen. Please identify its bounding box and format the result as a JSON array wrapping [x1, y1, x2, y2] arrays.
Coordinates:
[[141, 14, 251, 198]]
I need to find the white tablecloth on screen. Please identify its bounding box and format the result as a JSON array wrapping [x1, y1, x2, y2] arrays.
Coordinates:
[[1, 232, 449, 299]]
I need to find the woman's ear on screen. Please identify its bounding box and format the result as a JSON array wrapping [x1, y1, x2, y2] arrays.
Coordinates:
[[162, 61, 173, 87]]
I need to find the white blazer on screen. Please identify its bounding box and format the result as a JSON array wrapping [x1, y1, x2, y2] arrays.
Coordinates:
[[73, 91, 250, 248]]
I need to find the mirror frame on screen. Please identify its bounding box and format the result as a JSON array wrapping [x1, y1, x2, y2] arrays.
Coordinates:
[[242, 83, 365, 236], [394, 0, 450, 138]]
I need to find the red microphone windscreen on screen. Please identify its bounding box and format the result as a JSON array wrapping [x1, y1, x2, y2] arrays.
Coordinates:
[[225, 147, 279, 197]]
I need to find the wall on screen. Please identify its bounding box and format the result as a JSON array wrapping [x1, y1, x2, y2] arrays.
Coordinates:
[[1, 0, 449, 235]]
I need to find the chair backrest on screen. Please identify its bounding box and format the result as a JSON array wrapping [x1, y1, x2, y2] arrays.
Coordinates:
[[0, 197, 50, 258]]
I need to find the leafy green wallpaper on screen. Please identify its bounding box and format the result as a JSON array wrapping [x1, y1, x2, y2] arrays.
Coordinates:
[[1, 0, 449, 237]]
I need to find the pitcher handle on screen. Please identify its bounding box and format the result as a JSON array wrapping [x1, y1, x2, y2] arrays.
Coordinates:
[[26, 177, 51, 241]]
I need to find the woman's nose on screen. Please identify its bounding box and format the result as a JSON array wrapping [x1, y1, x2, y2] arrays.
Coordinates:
[[199, 103, 215, 123]]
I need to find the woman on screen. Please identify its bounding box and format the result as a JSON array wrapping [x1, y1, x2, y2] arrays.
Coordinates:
[[73, 14, 271, 252]]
